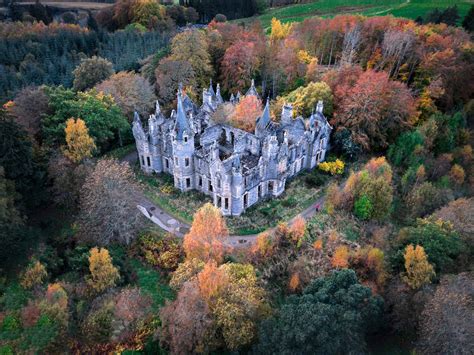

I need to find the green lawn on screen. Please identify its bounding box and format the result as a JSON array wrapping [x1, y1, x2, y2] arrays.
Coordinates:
[[138, 169, 328, 235], [241, 0, 472, 28]]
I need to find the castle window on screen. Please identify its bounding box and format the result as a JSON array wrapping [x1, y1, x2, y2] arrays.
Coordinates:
[[175, 157, 179, 166], [185, 158, 190, 167], [258, 184, 262, 197], [208, 181, 213, 192], [141, 155, 145, 166], [186, 178, 191, 188], [225, 197, 229, 210], [217, 179, 221, 189], [184, 136, 188, 143], [268, 181, 274, 193], [217, 196, 222, 207], [243, 193, 248, 208], [165, 159, 169, 169], [147, 156, 151, 166], [198, 176, 202, 187]]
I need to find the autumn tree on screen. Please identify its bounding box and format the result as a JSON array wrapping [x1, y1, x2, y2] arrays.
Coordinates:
[[210, 263, 270, 350], [77, 159, 143, 245], [86, 247, 120, 293], [73, 56, 114, 92], [275, 81, 333, 117], [48, 153, 93, 209], [417, 272, 474, 354], [169, 258, 205, 291], [395, 218, 463, 273], [160, 279, 218, 354], [95, 71, 156, 119], [331, 245, 350, 268], [183, 203, 229, 263], [270, 17, 292, 42], [221, 40, 261, 93], [169, 29, 213, 89], [289, 216, 306, 244], [63, 118, 96, 163], [255, 269, 383, 354], [332, 69, 416, 151], [42, 87, 129, 151], [8, 86, 50, 141], [433, 198, 474, 251], [402, 244, 435, 289], [230, 95, 262, 132], [155, 58, 196, 106], [21, 260, 48, 290]]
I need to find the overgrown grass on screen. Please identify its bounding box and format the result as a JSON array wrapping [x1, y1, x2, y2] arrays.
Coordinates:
[[130, 260, 174, 311], [241, 0, 471, 28], [104, 143, 136, 160]]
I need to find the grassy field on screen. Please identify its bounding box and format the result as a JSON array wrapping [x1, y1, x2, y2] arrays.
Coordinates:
[[241, 0, 472, 28]]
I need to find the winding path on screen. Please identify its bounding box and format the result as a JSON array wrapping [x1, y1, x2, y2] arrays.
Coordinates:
[[124, 151, 325, 248]]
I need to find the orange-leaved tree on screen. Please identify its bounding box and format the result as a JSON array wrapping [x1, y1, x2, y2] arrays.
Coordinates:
[[183, 203, 229, 263], [231, 95, 262, 132]]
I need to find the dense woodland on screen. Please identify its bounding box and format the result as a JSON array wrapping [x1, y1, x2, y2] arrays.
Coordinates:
[[0, 1, 474, 353]]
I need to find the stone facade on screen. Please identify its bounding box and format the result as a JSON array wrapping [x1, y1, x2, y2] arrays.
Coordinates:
[[132, 80, 332, 216]]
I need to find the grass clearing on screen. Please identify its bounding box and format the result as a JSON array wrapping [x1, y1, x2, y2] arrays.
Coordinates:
[[240, 0, 472, 28], [130, 259, 174, 310]]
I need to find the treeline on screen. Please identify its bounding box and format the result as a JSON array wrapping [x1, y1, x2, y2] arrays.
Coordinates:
[[181, 0, 265, 22], [0, 22, 169, 102]]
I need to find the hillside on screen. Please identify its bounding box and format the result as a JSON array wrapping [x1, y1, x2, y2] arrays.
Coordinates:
[[240, 0, 472, 28]]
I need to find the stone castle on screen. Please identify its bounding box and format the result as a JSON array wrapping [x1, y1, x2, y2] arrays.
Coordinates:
[[132, 80, 332, 216]]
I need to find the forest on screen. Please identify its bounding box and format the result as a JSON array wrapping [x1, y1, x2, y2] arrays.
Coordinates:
[[0, 0, 473, 353]]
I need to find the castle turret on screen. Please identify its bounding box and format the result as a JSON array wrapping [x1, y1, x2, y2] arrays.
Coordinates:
[[316, 100, 324, 114], [255, 98, 271, 138], [281, 103, 293, 126], [216, 83, 223, 105], [245, 79, 259, 98], [172, 89, 195, 191]]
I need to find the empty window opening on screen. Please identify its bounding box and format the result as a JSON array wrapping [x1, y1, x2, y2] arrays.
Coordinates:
[[198, 176, 203, 187], [258, 184, 262, 197], [185, 158, 190, 167], [141, 155, 145, 166], [165, 159, 169, 169], [217, 196, 222, 208], [268, 181, 274, 193], [225, 197, 229, 210], [186, 178, 191, 188], [243, 193, 248, 208], [147, 156, 151, 166], [208, 181, 213, 192]]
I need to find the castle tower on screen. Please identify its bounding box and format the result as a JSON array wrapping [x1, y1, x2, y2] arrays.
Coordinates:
[[172, 88, 195, 191], [255, 98, 271, 138], [132, 112, 154, 173], [148, 112, 163, 173], [281, 103, 293, 126]]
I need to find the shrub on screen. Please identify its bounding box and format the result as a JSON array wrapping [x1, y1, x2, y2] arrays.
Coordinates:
[[318, 159, 345, 175]]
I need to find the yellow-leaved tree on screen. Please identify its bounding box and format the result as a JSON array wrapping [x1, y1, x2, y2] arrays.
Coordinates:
[[270, 18, 292, 42], [63, 118, 96, 163], [403, 244, 435, 289], [20, 260, 48, 289], [87, 247, 120, 293]]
